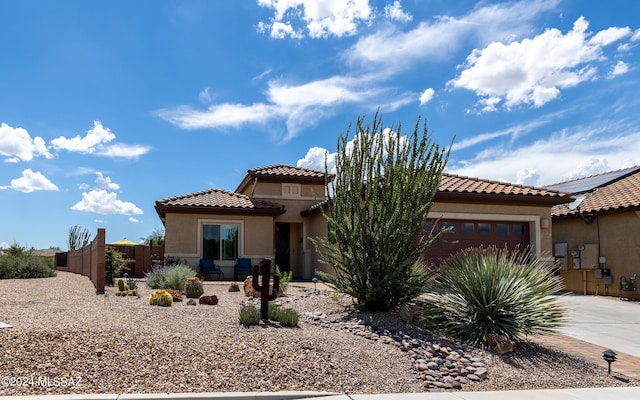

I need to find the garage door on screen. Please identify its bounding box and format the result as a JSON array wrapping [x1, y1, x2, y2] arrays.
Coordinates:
[[423, 219, 530, 266]]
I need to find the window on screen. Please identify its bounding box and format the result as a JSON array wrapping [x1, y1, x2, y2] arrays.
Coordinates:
[[442, 221, 455, 233], [513, 223, 526, 236], [282, 183, 301, 197], [478, 223, 491, 234], [496, 223, 509, 235], [461, 223, 474, 234], [203, 224, 238, 261]]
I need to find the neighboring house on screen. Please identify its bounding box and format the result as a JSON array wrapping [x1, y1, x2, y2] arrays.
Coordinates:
[[547, 166, 640, 298], [156, 164, 571, 280], [155, 165, 331, 280]]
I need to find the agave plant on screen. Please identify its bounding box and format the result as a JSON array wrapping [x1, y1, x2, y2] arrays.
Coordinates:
[[424, 247, 566, 346]]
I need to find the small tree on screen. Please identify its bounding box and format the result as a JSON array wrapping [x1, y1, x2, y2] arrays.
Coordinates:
[[68, 225, 91, 251], [142, 227, 165, 246], [105, 245, 131, 286], [313, 113, 450, 311]]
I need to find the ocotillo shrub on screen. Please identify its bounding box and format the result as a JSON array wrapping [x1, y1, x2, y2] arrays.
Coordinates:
[[184, 277, 204, 298], [148, 290, 173, 307]]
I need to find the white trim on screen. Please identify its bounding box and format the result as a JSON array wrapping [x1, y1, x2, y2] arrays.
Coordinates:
[[197, 219, 245, 263], [256, 194, 321, 201], [428, 211, 542, 256]]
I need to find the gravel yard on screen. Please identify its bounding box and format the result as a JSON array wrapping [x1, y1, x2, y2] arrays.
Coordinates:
[[0, 272, 638, 396]]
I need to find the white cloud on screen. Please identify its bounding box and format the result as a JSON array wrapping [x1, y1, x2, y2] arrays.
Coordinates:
[[609, 60, 630, 78], [419, 88, 435, 105], [589, 26, 632, 46], [384, 1, 412, 22], [129, 217, 141, 223], [257, 0, 373, 39], [632, 29, 640, 41], [71, 189, 143, 215], [297, 146, 336, 174], [96, 143, 152, 159], [50, 121, 151, 159], [8, 169, 59, 193], [448, 17, 632, 111], [198, 87, 213, 103], [515, 168, 540, 186], [156, 103, 279, 130], [156, 73, 409, 141], [448, 123, 640, 187], [51, 121, 115, 154], [0, 122, 52, 162], [94, 172, 120, 190], [297, 125, 412, 176], [346, 0, 560, 74]]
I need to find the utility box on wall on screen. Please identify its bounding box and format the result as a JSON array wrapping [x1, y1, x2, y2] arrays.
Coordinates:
[[554, 242, 568, 269]]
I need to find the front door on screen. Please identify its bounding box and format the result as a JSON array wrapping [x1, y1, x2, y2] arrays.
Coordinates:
[[275, 223, 290, 272]]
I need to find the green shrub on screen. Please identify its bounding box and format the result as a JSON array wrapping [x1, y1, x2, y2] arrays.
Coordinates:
[[275, 265, 292, 292], [164, 264, 196, 290], [268, 304, 299, 327], [424, 247, 566, 346], [0, 252, 56, 279], [105, 246, 131, 286], [228, 282, 240, 292], [146, 266, 168, 289], [239, 305, 261, 326]]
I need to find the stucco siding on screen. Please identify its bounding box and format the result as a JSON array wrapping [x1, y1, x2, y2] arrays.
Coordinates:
[[163, 212, 275, 273], [554, 211, 640, 297]]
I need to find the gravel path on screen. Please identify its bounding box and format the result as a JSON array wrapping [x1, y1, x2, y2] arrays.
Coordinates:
[[0, 272, 638, 396]]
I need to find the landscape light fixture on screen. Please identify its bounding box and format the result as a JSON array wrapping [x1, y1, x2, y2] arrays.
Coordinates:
[[603, 349, 617, 374], [312, 277, 318, 293]]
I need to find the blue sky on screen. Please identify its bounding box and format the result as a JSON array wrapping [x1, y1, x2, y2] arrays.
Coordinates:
[[2, 0, 639, 250]]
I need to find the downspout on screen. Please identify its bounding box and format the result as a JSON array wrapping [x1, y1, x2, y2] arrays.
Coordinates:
[[250, 177, 258, 198]]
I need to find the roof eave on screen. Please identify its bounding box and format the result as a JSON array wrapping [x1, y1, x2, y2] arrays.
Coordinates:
[[434, 191, 572, 206], [154, 204, 285, 217]]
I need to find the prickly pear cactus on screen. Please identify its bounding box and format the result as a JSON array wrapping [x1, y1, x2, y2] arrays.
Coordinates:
[[148, 290, 173, 307], [184, 277, 204, 298]]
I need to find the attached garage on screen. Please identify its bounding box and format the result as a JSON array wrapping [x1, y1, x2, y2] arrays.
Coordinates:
[[422, 174, 571, 267]]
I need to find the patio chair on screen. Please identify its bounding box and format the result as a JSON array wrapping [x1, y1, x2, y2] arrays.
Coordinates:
[[234, 257, 253, 280], [199, 259, 224, 280]]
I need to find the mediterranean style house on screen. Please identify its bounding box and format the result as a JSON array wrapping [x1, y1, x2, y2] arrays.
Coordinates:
[[155, 164, 572, 280], [547, 166, 640, 298], [155, 165, 330, 280]]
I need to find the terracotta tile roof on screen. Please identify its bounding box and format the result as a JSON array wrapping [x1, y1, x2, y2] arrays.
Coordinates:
[[248, 164, 327, 179], [301, 173, 570, 216], [437, 173, 570, 200], [155, 188, 285, 218], [552, 167, 640, 217], [236, 164, 330, 193]]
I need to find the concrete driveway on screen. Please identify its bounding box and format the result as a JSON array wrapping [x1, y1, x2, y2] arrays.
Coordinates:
[[557, 293, 640, 357]]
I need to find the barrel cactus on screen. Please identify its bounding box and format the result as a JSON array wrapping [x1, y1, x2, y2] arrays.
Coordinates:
[[184, 277, 204, 298], [117, 279, 127, 292], [148, 290, 173, 307]]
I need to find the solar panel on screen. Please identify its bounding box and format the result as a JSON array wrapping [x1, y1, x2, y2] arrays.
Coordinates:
[[546, 166, 640, 194]]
